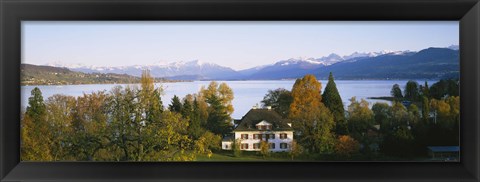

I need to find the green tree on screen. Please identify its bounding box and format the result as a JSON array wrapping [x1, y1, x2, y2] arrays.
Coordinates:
[[371, 102, 392, 134], [322, 72, 347, 135], [421, 96, 430, 123], [430, 79, 459, 99], [45, 94, 77, 160], [195, 131, 222, 157], [261, 88, 293, 118], [169, 95, 183, 113], [404, 80, 420, 101], [390, 84, 403, 99], [346, 97, 375, 151], [205, 94, 232, 135], [380, 102, 416, 157], [21, 87, 53, 161], [201, 81, 234, 136], [188, 98, 206, 139], [421, 81, 430, 98], [289, 75, 335, 153], [232, 139, 242, 157]]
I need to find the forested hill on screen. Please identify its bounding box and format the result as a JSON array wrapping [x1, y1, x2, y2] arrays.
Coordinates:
[[21, 64, 143, 85]]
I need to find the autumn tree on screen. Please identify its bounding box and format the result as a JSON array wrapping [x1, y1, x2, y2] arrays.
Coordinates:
[[45, 94, 77, 160], [259, 141, 270, 159], [261, 88, 293, 118], [289, 74, 335, 153], [322, 72, 347, 135], [334, 135, 360, 157], [288, 140, 304, 160]]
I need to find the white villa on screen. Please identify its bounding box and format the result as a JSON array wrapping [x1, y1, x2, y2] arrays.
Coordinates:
[[222, 106, 294, 152]]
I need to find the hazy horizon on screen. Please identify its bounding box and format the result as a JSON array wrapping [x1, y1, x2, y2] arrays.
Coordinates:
[[22, 21, 459, 70]]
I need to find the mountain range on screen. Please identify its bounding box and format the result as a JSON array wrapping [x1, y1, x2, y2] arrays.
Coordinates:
[[42, 46, 459, 81]]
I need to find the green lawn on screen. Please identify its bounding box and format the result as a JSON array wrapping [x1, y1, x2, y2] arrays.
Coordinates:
[[195, 151, 302, 162], [193, 150, 433, 162]]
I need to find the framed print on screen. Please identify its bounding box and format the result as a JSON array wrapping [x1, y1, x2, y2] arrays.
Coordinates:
[[1, 0, 479, 181]]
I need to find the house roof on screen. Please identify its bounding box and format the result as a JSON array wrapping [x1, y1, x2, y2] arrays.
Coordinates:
[[233, 108, 293, 131], [427, 146, 460, 152]]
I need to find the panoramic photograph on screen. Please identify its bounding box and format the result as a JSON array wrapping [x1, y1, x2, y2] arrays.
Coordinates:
[[21, 21, 459, 162]]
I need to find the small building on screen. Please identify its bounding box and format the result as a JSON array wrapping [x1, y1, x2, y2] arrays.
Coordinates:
[[427, 146, 460, 161], [222, 106, 294, 152]]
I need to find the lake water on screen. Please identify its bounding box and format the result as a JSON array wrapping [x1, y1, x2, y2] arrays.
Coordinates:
[[21, 80, 432, 119]]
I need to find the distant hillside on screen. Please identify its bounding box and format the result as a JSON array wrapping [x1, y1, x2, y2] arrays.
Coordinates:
[[21, 64, 142, 85], [313, 48, 459, 80]]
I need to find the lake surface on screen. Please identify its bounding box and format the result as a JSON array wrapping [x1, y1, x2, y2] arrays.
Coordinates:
[[21, 80, 433, 119]]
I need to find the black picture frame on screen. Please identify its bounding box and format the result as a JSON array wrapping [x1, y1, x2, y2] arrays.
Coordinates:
[[1, 0, 479, 181]]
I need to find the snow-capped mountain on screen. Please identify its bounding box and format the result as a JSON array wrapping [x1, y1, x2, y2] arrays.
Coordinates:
[[43, 47, 454, 80], [52, 60, 241, 80]]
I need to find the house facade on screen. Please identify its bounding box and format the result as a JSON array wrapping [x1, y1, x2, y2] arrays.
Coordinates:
[[222, 106, 294, 152]]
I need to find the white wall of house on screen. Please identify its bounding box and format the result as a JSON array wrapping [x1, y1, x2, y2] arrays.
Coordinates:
[[233, 131, 293, 152], [222, 141, 233, 150]]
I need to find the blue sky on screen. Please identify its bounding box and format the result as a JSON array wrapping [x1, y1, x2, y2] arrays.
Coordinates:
[[22, 21, 458, 70]]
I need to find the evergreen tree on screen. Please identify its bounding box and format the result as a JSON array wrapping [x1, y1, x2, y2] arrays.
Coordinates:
[[188, 98, 205, 139], [200, 81, 234, 136], [205, 94, 232, 135], [181, 97, 193, 119], [422, 81, 430, 98], [322, 72, 347, 135], [404, 80, 420, 101], [22, 87, 53, 161], [169, 95, 183, 113], [390, 84, 403, 99]]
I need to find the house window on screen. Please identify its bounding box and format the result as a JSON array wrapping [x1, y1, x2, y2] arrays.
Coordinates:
[[241, 134, 249, 139], [269, 143, 275, 149], [261, 126, 266, 130], [225, 144, 229, 149], [257, 126, 261, 130], [280, 133, 288, 139], [253, 143, 260, 149], [270, 134, 275, 139], [266, 125, 271, 130], [241, 143, 249, 149], [280, 143, 288, 149]]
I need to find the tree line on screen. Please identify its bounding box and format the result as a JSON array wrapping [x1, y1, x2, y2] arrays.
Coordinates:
[[21, 70, 233, 161], [261, 73, 459, 159]]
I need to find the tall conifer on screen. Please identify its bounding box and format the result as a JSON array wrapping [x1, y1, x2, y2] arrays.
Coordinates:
[[322, 72, 347, 135]]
